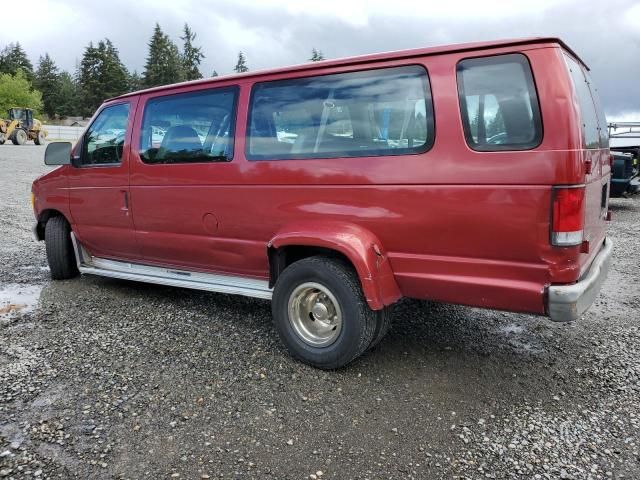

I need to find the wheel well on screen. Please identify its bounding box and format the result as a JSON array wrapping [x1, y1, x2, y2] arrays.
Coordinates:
[[35, 209, 65, 240], [268, 245, 353, 288]]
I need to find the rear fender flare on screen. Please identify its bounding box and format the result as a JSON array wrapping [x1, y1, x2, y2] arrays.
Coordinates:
[[268, 221, 402, 310]]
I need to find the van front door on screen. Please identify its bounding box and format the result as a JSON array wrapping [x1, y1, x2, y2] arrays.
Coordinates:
[[68, 99, 141, 261]]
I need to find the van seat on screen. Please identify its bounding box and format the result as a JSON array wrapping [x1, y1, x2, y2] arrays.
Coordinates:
[[157, 125, 203, 161]]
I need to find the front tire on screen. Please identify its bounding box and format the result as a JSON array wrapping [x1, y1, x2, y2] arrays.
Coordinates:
[[272, 256, 378, 369], [45, 216, 79, 280], [34, 131, 46, 145], [12, 129, 27, 145]]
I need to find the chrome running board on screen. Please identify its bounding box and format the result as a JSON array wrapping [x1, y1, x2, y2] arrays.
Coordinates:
[[70, 233, 272, 300]]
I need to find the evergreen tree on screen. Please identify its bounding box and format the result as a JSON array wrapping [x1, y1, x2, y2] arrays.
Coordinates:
[[211, 70, 218, 77], [56, 72, 77, 117], [77, 42, 102, 116], [128, 70, 143, 92], [0, 43, 34, 82], [143, 23, 184, 87], [234, 52, 248, 73], [99, 39, 129, 97], [34, 53, 60, 118], [76, 39, 129, 116], [180, 23, 204, 81], [310, 48, 325, 62]]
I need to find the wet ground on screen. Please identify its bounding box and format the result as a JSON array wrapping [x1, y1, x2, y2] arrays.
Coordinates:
[[0, 144, 639, 479]]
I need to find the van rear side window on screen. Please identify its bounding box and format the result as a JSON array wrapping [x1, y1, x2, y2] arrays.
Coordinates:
[[564, 54, 608, 149], [139, 88, 238, 164], [457, 54, 542, 151], [247, 65, 434, 160]]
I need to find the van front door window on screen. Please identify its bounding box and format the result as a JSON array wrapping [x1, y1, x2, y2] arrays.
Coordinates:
[[82, 103, 130, 165]]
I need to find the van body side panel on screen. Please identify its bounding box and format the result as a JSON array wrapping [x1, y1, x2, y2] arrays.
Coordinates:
[[556, 49, 610, 279], [123, 44, 600, 314], [32, 166, 73, 225]]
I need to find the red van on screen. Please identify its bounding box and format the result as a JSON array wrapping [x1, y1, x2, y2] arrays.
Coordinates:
[[32, 37, 612, 369]]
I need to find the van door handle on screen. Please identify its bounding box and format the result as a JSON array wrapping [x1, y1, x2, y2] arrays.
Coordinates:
[[121, 190, 129, 211]]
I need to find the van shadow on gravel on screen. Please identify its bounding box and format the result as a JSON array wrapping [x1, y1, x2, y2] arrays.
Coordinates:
[[36, 274, 569, 411]]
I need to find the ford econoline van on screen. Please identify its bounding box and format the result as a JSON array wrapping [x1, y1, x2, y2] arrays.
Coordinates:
[[32, 37, 612, 369]]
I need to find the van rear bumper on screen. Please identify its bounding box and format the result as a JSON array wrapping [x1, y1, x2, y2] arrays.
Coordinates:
[[547, 238, 613, 322]]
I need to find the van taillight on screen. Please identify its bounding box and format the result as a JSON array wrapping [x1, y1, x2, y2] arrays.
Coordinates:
[[551, 186, 585, 247]]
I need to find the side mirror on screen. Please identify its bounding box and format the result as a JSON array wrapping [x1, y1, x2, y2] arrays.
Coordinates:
[[44, 142, 72, 166]]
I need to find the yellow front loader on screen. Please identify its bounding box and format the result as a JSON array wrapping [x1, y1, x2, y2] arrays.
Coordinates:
[[0, 108, 47, 145]]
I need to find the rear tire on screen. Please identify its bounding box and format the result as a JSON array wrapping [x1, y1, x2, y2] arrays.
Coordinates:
[[12, 129, 27, 145], [45, 216, 79, 280], [272, 256, 378, 369], [34, 131, 46, 145], [0, 133, 5, 145]]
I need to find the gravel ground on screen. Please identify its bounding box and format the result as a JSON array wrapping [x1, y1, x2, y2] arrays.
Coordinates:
[[0, 144, 638, 479]]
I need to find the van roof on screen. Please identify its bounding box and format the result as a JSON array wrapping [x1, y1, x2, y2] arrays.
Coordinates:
[[108, 37, 584, 102]]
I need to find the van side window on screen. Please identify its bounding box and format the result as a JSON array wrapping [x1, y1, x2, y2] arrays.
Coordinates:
[[457, 54, 542, 151], [247, 65, 434, 160], [82, 103, 130, 166], [139, 87, 238, 164], [565, 54, 608, 149], [564, 55, 601, 149], [588, 82, 609, 149]]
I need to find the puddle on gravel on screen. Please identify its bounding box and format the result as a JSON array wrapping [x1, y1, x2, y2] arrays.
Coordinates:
[[19, 265, 50, 272], [499, 323, 525, 335], [496, 322, 544, 354], [0, 283, 43, 318]]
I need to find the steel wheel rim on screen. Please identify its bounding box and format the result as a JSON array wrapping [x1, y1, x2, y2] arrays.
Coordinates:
[[287, 282, 342, 347]]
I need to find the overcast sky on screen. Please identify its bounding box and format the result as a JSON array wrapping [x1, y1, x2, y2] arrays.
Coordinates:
[[2, 0, 639, 119]]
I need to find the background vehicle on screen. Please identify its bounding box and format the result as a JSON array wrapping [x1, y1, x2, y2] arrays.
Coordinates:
[[0, 108, 48, 145], [608, 122, 640, 197], [32, 38, 612, 369]]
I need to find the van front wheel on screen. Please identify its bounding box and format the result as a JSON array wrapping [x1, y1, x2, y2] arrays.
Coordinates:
[[45, 216, 79, 280], [271, 256, 377, 369]]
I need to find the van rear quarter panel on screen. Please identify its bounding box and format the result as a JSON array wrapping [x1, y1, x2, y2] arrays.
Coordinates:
[[128, 43, 596, 314]]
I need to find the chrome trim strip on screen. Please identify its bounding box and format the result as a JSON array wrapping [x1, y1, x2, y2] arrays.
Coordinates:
[[70, 232, 83, 267], [70, 234, 272, 300], [547, 238, 613, 322]]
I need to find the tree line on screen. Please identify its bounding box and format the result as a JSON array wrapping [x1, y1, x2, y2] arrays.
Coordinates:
[[0, 23, 325, 120]]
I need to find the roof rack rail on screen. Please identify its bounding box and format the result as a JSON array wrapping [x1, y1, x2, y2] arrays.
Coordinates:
[[609, 122, 640, 139]]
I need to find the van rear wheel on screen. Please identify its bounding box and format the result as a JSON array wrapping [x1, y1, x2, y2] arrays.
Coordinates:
[[45, 216, 79, 280], [272, 256, 378, 369]]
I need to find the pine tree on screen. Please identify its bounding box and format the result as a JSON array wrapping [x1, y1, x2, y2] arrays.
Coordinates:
[[211, 70, 218, 77], [99, 39, 129, 98], [76, 39, 129, 116], [234, 52, 248, 73], [181, 23, 204, 81], [56, 72, 77, 117], [35, 53, 60, 118], [310, 48, 325, 62], [77, 42, 102, 116], [128, 70, 143, 92], [0, 43, 35, 82], [143, 23, 184, 87]]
